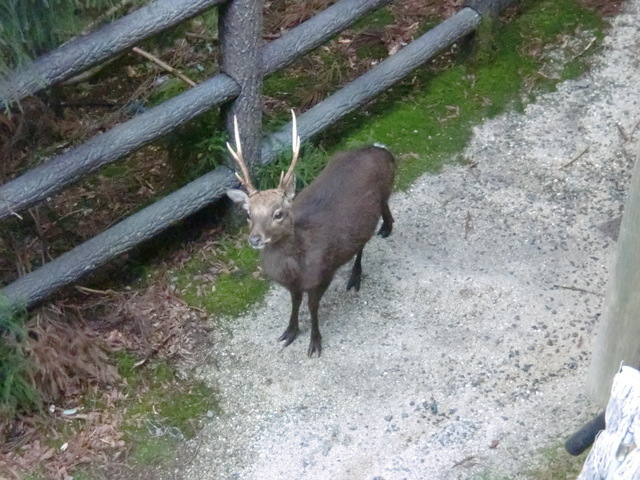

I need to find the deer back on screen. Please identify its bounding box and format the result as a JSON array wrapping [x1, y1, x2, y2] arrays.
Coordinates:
[[292, 145, 395, 270]]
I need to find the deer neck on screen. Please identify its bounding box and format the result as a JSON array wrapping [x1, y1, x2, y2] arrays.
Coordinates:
[[259, 227, 305, 285]]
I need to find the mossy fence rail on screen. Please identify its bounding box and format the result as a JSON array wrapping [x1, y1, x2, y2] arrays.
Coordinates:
[[0, 0, 516, 309]]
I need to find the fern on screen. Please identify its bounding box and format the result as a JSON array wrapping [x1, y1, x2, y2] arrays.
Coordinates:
[[0, 300, 40, 431], [0, 0, 144, 75]]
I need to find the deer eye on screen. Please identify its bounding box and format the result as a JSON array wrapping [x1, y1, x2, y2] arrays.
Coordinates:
[[273, 209, 284, 220]]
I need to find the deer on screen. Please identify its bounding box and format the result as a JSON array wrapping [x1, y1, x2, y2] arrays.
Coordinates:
[[226, 111, 395, 357]]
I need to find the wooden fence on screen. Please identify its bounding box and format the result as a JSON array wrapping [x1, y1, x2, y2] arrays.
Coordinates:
[[0, 0, 517, 308]]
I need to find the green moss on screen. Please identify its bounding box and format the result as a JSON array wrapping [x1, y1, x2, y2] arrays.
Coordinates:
[[112, 351, 218, 467], [148, 77, 190, 106], [116, 352, 217, 427], [98, 161, 131, 179], [317, 0, 605, 190], [475, 473, 512, 480], [127, 434, 177, 466], [173, 235, 269, 318], [518, 0, 604, 41], [264, 73, 304, 99], [353, 6, 394, 31]]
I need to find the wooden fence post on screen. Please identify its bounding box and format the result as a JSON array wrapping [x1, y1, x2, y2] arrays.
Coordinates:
[[587, 152, 640, 405], [219, 0, 263, 167]]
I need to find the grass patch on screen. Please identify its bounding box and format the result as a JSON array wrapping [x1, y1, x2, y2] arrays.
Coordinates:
[[172, 234, 269, 318], [353, 6, 394, 30], [313, 0, 605, 190], [165, 110, 228, 183], [257, 143, 332, 190], [0, 301, 40, 430], [115, 351, 218, 467], [527, 442, 590, 480], [476, 441, 589, 479]]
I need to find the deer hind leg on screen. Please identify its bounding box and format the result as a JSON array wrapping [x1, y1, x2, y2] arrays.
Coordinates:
[[347, 249, 363, 292], [307, 282, 329, 357], [278, 288, 302, 347], [377, 200, 394, 238]]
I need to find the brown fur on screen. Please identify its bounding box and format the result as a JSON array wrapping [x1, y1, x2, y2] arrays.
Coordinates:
[[227, 145, 395, 357]]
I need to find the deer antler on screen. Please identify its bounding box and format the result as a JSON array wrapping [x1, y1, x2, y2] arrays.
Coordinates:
[[226, 115, 257, 196], [278, 109, 301, 191]]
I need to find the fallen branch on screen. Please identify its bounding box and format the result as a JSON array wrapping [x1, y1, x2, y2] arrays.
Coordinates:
[[562, 146, 589, 169], [185, 32, 219, 43], [452, 455, 477, 468], [75, 286, 116, 295], [571, 37, 597, 61], [82, 0, 135, 34], [62, 57, 121, 85], [553, 284, 604, 297], [131, 47, 197, 87], [616, 123, 629, 142], [133, 332, 176, 368]]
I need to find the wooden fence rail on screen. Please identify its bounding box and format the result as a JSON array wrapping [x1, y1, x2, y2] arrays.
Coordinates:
[[262, 6, 481, 163], [0, 0, 392, 221], [0, 0, 227, 108], [0, 0, 517, 308]]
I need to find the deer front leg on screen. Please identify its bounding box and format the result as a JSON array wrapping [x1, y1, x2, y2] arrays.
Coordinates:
[[307, 283, 329, 357], [278, 288, 302, 347]]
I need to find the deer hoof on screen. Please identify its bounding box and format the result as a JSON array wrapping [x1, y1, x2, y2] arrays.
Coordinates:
[[377, 224, 392, 238], [307, 336, 322, 357], [346, 274, 361, 292], [278, 326, 299, 347]]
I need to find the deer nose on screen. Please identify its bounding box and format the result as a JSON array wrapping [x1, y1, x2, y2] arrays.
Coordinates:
[[249, 235, 263, 249]]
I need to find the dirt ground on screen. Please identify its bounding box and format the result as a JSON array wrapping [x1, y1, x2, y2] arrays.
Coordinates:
[[174, 1, 640, 478]]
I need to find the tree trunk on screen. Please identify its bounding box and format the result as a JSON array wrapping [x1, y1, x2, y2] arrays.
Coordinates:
[[587, 153, 640, 405]]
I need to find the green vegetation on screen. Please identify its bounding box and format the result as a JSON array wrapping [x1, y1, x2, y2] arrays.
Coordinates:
[[527, 442, 590, 480], [115, 351, 218, 467], [165, 110, 228, 183], [321, 0, 605, 189], [263, 0, 605, 190], [172, 235, 269, 318], [475, 441, 589, 479], [257, 143, 332, 190], [353, 6, 394, 30], [0, 0, 146, 75], [0, 301, 40, 429]]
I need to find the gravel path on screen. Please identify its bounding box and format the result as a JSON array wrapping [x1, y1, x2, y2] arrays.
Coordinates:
[[179, 3, 640, 478]]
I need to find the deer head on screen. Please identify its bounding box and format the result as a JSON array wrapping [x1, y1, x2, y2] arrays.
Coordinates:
[[226, 110, 301, 249]]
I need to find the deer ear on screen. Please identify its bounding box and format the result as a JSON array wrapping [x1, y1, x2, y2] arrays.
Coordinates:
[[226, 189, 250, 212], [282, 175, 296, 202]]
